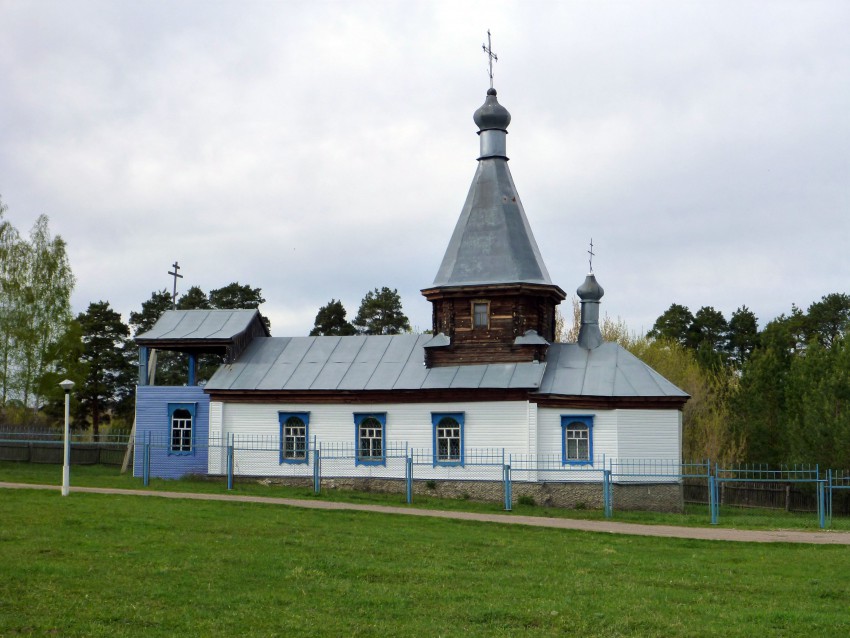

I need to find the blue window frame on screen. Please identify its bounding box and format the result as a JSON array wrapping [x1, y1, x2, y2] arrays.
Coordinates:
[[279, 412, 310, 464], [354, 413, 386, 466], [561, 415, 594, 465], [168, 403, 196, 455], [432, 412, 464, 466]]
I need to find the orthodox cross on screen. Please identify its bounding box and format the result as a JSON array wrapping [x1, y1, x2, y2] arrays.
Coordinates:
[[588, 239, 595, 273], [482, 29, 498, 89], [168, 261, 183, 309]]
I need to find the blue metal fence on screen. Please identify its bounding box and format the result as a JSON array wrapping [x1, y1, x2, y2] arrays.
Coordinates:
[[6, 430, 850, 529], [827, 469, 850, 527], [712, 464, 825, 528]]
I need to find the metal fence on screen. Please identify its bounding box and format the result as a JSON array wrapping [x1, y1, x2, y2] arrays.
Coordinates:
[[711, 464, 826, 528], [0, 433, 130, 466], [4, 431, 850, 529]]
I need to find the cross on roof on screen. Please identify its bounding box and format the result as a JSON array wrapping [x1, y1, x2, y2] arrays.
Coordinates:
[[588, 239, 595, 273], [482, 29, 498, 89], [168, 261, 183, 309]]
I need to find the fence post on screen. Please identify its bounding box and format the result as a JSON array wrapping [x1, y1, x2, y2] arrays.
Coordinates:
[[603, 469, 612, 518], [503, 463, 512, 511], [143, 432, 150, 487], [708, 478, 718, 525], [226, 433, 234, 491], [817, 480, 825, 529], [827, 469, 833, 528], [313, 444, 321, 495], [406, 453, 413, 504]]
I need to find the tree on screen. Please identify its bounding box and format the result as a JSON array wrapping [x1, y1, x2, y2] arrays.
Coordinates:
[[209, 282, 264, 309], [36, 319, 88, 420], [805, 293, 850, 348], [129, 290, 173, 335], [310, 299, 356, 336], [76, 301, 135, 438], [629, 336, 742, 464], [353, 287, 411, 335], [647, 304, 694, 347], [177, 286, 210, 310], [21, 216, 76, 407], [0, 211, 75, 409], [727, 306, 759, 369], [784, 335, 850, 468], [0, 198, 24, 405], [689, 306, 728, 351]]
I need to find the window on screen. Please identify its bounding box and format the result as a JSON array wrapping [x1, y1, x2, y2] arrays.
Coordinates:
[[279, 412, 309, 464], [432, 413, 464, 466], [473, 302, 489, 328], [168, 403, 196, 455], [561, 415, 594, 465], [354, 413, 386, 466]]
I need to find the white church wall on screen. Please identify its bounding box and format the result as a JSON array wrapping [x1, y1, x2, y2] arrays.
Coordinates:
[[615, 409, 681, 462], [535, 407, 618, 462], [215, 399, 532, 480]]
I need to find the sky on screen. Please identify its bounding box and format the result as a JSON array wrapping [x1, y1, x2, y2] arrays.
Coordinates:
[[1, 0, 848, 337]]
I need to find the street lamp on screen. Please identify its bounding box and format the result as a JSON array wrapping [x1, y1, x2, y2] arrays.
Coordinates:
[[59, 379, 75, 496]]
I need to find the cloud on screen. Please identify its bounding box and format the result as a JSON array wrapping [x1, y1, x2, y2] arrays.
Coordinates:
[[0, 0, 847, 337]]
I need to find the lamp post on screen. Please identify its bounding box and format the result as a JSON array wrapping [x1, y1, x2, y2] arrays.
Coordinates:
[[59, 379, 75, 496]]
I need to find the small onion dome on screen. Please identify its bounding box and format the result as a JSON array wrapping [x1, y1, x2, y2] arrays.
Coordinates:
[[473, 88, 511, 132], [577, 273, 604, 301]]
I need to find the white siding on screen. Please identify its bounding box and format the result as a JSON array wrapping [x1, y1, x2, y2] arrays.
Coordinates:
[[615, 409, 681, 462], [535, 407, 618, 463], [218, 400, 531, 479]]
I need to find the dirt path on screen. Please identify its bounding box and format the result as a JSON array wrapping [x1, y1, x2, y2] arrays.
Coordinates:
[[4, 481, 850, 545]]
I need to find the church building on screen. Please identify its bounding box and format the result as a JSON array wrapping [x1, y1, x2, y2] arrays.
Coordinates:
[[133, 82, 688, 509]]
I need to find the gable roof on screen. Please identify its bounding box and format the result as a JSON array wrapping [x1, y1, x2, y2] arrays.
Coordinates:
[[135, 309, 270, 363], [205, 334, 546, 392], [204, 334, 687, 402]]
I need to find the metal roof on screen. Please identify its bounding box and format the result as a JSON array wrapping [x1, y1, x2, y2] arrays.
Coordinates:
[[431, 90, 554, 289], [537, 342, 688, 398], [135, 309, 267, 342], [205, 334, 546, 392], [205, 335, 687, 398]]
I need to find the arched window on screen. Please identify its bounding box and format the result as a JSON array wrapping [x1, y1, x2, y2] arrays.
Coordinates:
[[432, 413, 464, 465], [561, 416, 594, 465], [279, 413, 309, 463], [168, 404, 195, 454], [355, 413, 386, 465]]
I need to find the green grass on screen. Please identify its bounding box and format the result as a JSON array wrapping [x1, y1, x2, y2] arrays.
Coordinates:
[[2, 461, 848, 531], [0, 489, 848, 637]]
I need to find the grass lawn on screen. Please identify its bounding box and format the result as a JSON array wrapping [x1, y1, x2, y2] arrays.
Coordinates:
[[0, 488, 848, 637], [2, 461, 847, 532]]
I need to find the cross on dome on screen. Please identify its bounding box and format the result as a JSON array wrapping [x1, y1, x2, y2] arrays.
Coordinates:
[[482, 29, 498, 89]]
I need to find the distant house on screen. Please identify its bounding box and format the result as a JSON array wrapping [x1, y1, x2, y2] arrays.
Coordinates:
[[134, 85, 688, 509]]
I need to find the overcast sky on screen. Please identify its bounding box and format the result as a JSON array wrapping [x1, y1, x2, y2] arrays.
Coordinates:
[[1, 1, 847, 337]]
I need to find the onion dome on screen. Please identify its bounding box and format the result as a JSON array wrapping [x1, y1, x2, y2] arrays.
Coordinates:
[[577, 273, 604, 301], [473, 88, 511, 131], [577, 273, 604, 350]]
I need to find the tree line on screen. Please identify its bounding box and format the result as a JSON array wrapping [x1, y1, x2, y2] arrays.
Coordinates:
[[563, 294, 850, 468], [3, 196, 847, 467]]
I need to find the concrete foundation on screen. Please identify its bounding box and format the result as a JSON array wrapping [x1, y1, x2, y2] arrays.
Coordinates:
[[248, 476, 684, 513]]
